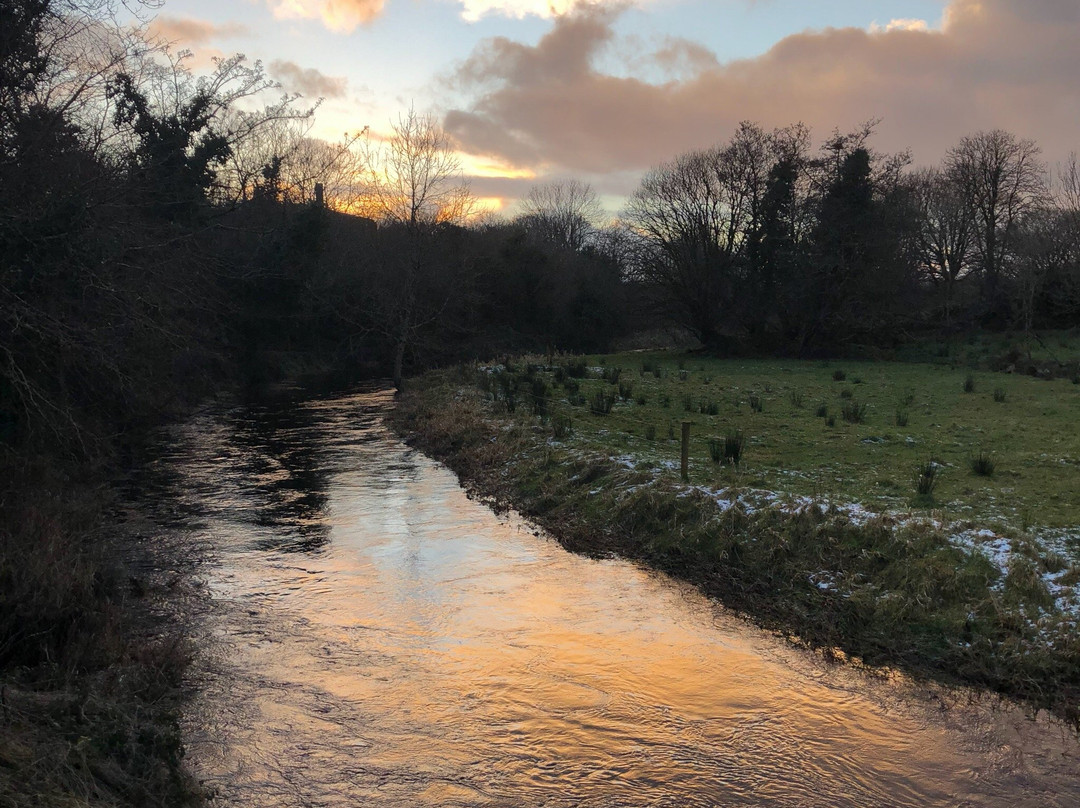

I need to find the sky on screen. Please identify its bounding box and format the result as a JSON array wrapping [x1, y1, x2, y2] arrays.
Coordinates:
[[146, 0, 1080, 214]]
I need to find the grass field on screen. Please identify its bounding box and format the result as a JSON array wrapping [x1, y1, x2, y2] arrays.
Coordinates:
[[526, 353, 1080, 537], [393, 351, 1080, 726]]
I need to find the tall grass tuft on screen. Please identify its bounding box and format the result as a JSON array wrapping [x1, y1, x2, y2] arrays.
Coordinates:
[[832, 369, 847, 382], [815, 403, 828, 419], [841, 401, 867, 423], [790, 390, 804, 409], [993, 388, 1006, 403], [618, 380, 634, 400], [723, 430, 745, 466], [552, 414, 573, 439], [590, 390, 615, 415], [963, 374, 976, 393], [970, 450, 995, 477], [913, 460, 939, 500], [895, 409, 909, 427], [748, 393, 763, 412], [699, 400, 720, 416]]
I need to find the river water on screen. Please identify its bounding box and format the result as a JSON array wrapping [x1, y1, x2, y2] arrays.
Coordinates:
[[147, 388, 1077, 806]]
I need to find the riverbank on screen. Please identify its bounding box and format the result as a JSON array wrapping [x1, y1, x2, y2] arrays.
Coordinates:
[[390, 356, 1080, 728], [0, 460, 205, 806]]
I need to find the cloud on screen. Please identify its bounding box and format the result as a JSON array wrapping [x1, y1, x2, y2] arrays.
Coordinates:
[[148, 15, 248, 45], [270, 60, 348, 98], [267, 0, 386, 32], [444, 0, 1080, 178], [869, 18, 931, 33], [455, 0, 640, 23]]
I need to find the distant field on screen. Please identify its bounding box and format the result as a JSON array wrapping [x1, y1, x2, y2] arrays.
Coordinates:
[[536, 353, 1080, 541]]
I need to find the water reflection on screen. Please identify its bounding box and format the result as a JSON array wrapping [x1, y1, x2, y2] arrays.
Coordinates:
[[160, 389, 1078, 807]]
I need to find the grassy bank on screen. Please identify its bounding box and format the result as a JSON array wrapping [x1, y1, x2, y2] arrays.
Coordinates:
[[391, 353, 1080, 727], [0, 460, 203, 807]]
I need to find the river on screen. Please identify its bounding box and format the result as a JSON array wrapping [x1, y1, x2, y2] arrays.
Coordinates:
[[144, 388, 1077, 806]]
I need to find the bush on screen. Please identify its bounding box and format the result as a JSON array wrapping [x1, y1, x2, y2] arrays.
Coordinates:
[[841, 401, 867, 423], [589, 390, 615, 415], [970, 450, 995, 477], [833, 369, 847, 382]]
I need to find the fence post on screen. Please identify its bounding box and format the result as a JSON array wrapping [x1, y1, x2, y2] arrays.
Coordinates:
[[681, 421, 690, 482]]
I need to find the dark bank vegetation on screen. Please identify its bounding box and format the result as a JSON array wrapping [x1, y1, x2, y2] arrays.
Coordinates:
[[4, 0, 1080, 800], [391, 361, 1080, 729]]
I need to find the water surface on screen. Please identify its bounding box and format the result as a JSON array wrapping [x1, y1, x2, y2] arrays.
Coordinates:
[[151, 389, 1077, 806]]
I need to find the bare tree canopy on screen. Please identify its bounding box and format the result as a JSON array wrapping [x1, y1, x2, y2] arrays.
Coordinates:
[[516, 178, 602, 251]]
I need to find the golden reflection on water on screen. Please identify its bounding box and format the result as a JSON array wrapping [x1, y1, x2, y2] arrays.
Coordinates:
[[169, 391, 1079, 807]]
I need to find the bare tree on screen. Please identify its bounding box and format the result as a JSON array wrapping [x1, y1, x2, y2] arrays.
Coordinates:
[[910, 167, 974, 326], [945, 130, 1046, 319], [363, 108, 473, 228], [516, 178, 602, 251], [359, 109, 476, 385]]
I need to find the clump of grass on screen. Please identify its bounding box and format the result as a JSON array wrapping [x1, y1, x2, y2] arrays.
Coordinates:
[[723, 430, 745, 466], [679, 370, 689, 382], [589, 390, 615, 415], [839, 388, 854, 400], [841, 401, 867, 423], [969, 450, 995, 477], [603, 366, 622, 384], [708, 437, 723, 463], [963, 374, 976, 393], [699, 400, 720, 416], [895, 409, 909, 427], [568, 391, 586, 407], [852, 376, 863, 384], [553, 365, 566, 385], [825, 415, 836, 427], [913, 459, 940, 501], [641, 360, 657, 376], [682, 394, 693, 412], [660, 394, 671, 409], [748, 393, 763, 413], [635, 394, 647, 406], [566, 358, 588, 378], [530, 377, 549, 416], [618, 380, 634, 400], [790, 390, 804, 409], [993, 388, 1006, 403], [832, 369, 847, 382], [552, 414, 573, 439], [815, 403, 828, 418], [644, 423, 657, 441]]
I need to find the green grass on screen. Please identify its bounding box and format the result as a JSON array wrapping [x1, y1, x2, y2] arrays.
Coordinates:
[[504, 352, 1080, 532]]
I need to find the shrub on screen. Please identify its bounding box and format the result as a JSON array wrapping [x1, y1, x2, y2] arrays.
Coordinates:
[[970, 450, 995, 477], [963, 374, 976, 393], [790, 390, 804, 409], [618, 380, 634, 400], [815, 403, 828, 418], [895, 409, 909, 427], [833, 369, 847, 382], [552, 414, 573, 439], [748, 393, 763, 413], [841, 401, 867, 423], [993, 388, 1006, 403], [590, 390, 615, 414]]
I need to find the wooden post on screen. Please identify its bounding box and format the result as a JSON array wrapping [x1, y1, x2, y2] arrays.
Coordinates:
[[680, 421, 690, 482]]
